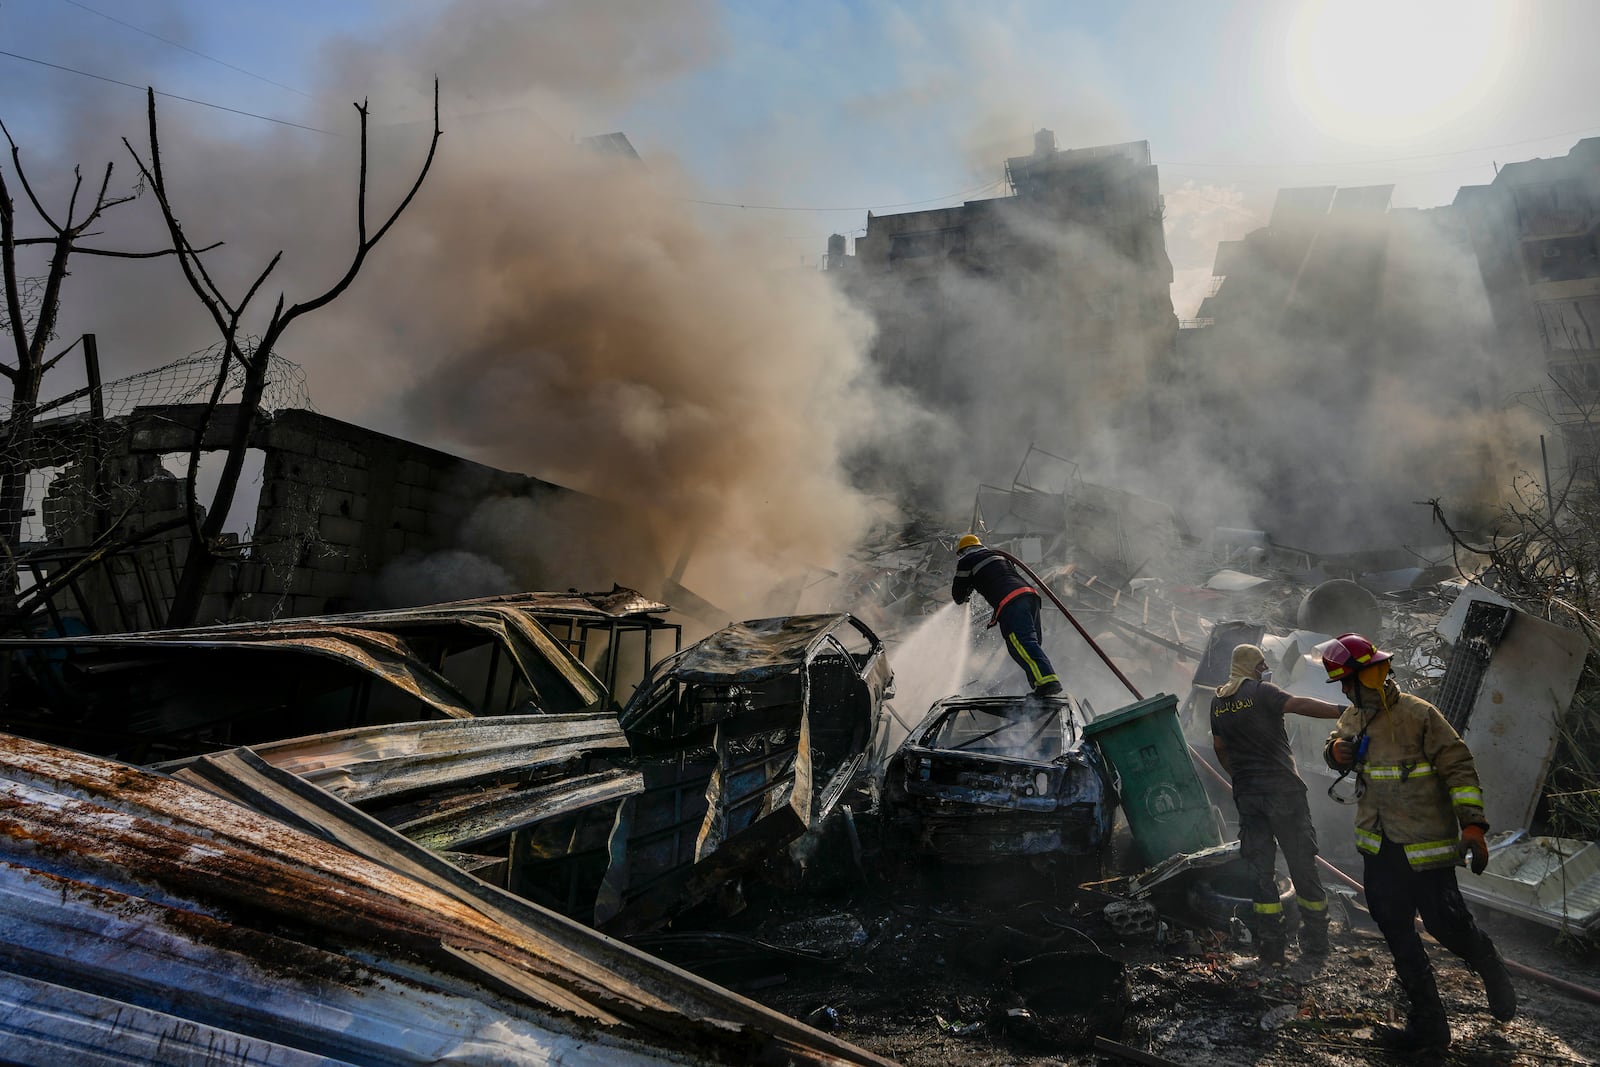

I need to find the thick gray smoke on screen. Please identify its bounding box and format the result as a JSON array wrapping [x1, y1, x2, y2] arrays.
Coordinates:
[[839, 156, 1543, 557]]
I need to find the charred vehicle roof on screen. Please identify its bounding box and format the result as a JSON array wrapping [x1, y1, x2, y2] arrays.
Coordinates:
[[882, 693, 1113, 866]]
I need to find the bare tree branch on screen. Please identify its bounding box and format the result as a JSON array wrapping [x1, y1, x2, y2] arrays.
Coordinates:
[[280, 78, 441, 327], [75, 241, 221, 259], [38, 334, 84, 376]]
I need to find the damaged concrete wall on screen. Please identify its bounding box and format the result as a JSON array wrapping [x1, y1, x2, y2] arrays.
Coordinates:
[[237, 408, 571, 619], [34, 405, 604, 629]]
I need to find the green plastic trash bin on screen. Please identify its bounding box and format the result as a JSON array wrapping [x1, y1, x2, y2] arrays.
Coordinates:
[[1084, 693, 1222, 864]]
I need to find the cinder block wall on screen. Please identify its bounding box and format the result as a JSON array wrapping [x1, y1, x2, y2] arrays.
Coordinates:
[[235, 409, 569, 621], [33, 405, 583, 629]]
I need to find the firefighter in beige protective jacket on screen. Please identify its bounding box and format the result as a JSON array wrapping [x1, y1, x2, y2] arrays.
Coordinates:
[[1319, 633, 1516, 1051]]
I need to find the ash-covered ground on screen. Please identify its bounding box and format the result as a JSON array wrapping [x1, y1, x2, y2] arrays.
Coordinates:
[[639, 818, 1600, 1067]]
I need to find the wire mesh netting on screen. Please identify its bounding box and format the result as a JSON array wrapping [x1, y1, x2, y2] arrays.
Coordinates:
[[0, 343, 316, 631], [2, 344, 311, 546]]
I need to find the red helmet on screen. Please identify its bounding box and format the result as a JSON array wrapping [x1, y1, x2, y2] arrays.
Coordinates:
[[1320, 633, 1392, 683]]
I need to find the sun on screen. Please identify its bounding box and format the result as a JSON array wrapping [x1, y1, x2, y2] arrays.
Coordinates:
[[1286, 0, 1512, 142]]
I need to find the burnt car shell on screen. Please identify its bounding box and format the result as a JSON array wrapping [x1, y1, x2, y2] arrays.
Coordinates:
[[884, 694, 1112, 863]]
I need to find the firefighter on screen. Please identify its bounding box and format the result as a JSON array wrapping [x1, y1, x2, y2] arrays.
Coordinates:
[[1320, 633, 1516, 1050], [1209, 642, 1345, 964], [950, 534, 1062, 697]]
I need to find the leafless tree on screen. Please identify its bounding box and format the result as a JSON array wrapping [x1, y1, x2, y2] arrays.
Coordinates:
[[122, 82, 442, 628], [0, 121, 196, 620]]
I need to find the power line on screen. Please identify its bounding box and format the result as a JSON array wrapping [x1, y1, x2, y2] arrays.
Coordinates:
[[0, 49, 336, 134], [60, 0, 314, 99]]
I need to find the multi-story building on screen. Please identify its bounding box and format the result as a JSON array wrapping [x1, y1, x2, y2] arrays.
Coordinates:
[[1454, 138, 1600, 471], [827, 132, 1176, 496], [1175, 183, 1524, 551]]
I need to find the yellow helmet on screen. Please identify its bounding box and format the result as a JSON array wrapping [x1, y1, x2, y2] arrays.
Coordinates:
[[956, 534, 982, 552]]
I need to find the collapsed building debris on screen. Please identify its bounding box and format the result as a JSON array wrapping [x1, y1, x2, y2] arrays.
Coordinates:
[[129, 612, 894, 942]]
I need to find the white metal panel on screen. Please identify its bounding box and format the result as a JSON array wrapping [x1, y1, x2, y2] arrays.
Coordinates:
[[1445, 589, 1587, 830]]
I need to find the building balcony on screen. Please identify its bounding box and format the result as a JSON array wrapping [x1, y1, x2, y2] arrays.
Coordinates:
[[1518, 205, 1592, 239]]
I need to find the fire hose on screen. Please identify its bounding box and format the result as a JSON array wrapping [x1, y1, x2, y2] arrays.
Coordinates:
[[992, 549, 1144, 701]]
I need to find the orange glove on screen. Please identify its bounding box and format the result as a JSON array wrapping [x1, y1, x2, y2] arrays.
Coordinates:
[[1460, 824, 1489, 875], [1328, 739, 1359, 768]]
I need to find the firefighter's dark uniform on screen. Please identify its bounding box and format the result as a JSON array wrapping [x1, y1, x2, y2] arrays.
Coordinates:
[[1209, 676, 1328, 954], [951, 545, 1060, 695], [1323, 685, 1515, 1038]]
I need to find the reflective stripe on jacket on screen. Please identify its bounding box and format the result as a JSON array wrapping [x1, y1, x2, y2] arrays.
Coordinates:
[[1323, 691, 1486, 870], [951, 546, 1031, 612]]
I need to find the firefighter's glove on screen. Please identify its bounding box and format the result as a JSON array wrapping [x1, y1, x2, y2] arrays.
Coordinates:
[[1460, 824, 1489, 875], [1328, 739, 1360, 768]]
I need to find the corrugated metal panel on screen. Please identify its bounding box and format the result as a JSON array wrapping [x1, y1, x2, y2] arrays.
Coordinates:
[[0, 732, 895, 1067], [213, 713, 629, 802], [158, 715, 642, 855]]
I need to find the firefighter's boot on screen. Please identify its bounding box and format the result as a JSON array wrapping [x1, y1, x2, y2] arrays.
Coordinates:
[[1468, 940, 1518, 1022], [1299, 915, 1330, 956], [1380, 971, 1451, 1051], [1256, 935, 1285, 966]]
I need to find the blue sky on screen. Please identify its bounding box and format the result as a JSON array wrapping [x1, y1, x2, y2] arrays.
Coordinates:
[[5, 0, 1600, 316]]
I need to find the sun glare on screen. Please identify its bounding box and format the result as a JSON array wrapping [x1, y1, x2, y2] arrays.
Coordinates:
[[1286, 0, 1511, 142]]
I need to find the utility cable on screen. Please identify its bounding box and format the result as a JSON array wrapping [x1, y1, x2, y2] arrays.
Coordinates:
[[0, 49, 336, 134], [59, 0, 314, 99]]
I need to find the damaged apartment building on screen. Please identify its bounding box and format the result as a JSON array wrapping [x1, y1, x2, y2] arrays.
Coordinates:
[[825, 132, 1179, 496], [1455, 136, 1600, 473], [1172, 180, 1536, 555]]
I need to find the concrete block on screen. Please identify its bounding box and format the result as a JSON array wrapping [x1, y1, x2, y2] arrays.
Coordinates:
[[398, 459, 432, 487], [279, 457, 333, 486], [315, 438, 365, 468], [288, 568, 317, 597], [319, 515, 364, 548], [393, 506, 428, 535], [267, 429, 319, 457], [317, 489, 357, 520], [384, 529, 405, 557], [311, 569, 354, 600]]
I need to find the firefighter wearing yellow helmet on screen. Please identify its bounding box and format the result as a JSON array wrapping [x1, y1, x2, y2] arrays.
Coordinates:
[[950, 535, 1061, 697]]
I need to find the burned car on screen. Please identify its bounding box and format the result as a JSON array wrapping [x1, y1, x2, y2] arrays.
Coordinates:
[[881, 693, 1114, 870]]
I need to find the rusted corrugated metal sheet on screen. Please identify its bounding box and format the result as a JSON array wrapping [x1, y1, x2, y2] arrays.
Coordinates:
[[176, 714, 645, 856], [211, 713, 630, 802], [0, 731, 897, 1067]]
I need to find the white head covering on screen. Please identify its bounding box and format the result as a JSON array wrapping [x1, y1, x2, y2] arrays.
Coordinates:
[[1215, 643, 1269, 698]]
